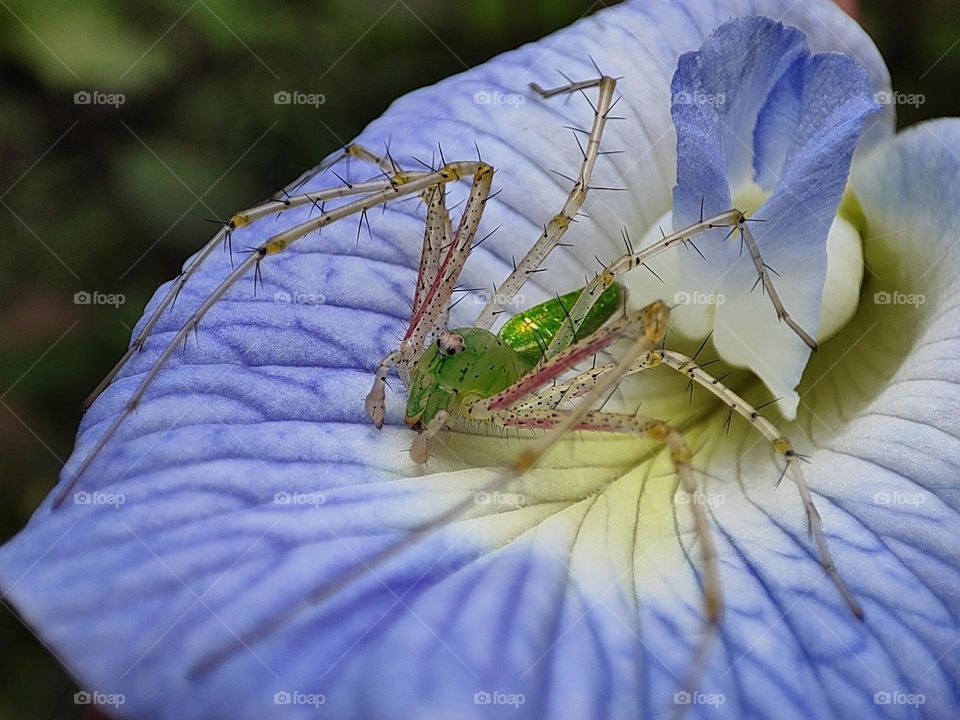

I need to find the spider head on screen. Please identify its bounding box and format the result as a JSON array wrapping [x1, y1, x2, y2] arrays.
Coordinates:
[[404, 327, 526, 439]]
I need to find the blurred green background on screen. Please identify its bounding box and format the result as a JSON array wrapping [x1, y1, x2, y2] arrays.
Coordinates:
[[0, 0, 956, 716]]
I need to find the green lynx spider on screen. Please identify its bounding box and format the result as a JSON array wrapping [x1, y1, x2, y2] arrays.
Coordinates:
[[58, 74, 860, 699]]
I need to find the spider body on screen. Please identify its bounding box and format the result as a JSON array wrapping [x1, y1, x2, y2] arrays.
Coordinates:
[[405, 284, 623, 432]]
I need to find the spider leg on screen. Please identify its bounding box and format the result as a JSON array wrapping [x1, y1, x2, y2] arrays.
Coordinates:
[[366, 166, 492, 428], [546, 209, 818, 356], [474, 74, 619, 329]]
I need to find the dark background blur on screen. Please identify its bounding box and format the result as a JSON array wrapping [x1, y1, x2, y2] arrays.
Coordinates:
[[0, 0, 957, 717]]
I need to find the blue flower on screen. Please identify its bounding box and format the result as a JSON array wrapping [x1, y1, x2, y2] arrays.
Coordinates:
[[3, 1, 959, 719]]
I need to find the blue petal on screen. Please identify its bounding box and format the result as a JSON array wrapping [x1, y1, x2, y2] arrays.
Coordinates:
[[669, 17, 880, 415], [2, 3, 939, 720], [714, 50, 880, 414], [671, 17, 807, 224]]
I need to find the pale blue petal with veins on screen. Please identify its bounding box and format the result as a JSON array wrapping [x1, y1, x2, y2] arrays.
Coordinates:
[[667, 18, 880, 417], [3, 2, 958, 720]]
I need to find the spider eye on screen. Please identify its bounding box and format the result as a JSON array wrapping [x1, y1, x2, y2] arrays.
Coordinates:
[[437, 332, 465, 357]]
